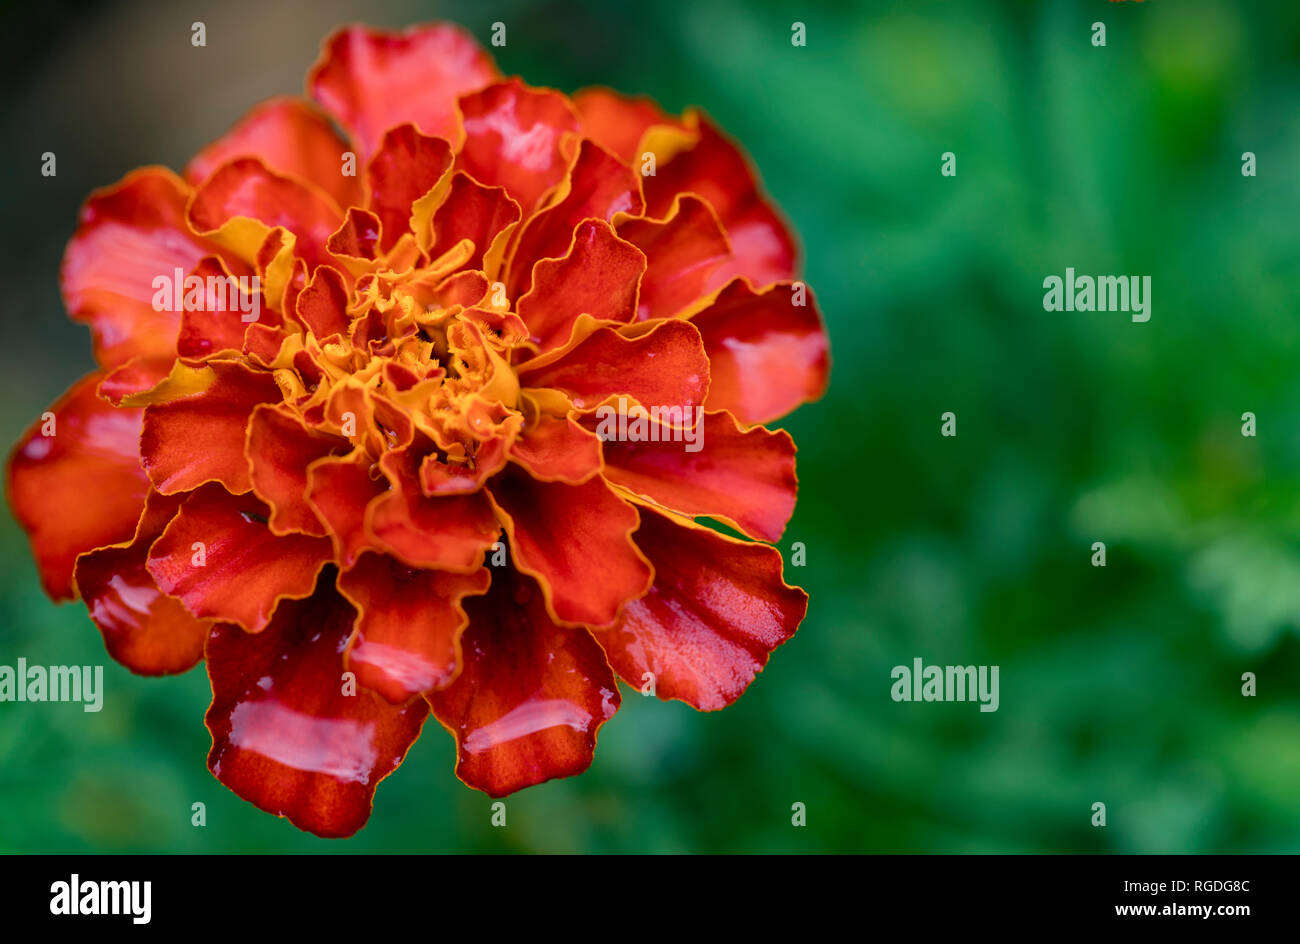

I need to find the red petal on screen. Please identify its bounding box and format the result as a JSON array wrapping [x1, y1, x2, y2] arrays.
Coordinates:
[[294, 264, 351, 341], [617, 195, 730, 320], [487, 467, 650, 627], [428, 568, 620, 796], [644, 116, 796, 288], [573, 88, 676, 163], [597, 409, 796, 542], [176, 255, 264, 361], [74, 490, 210, 675], [338, 554, 490, 703], [689, 278, 829, 425], [505, 140, 644, 298], [140, 361, 280, 494], [247, 404, 346, 536], [428, 172, 521, 273], [369, 463, 500, 571], [517, 318, 709, 413], [7, 372, 149, 600], [515, 219, 644, 351], [457, 78, 579, 215], [305, 452, 387, 569], [509, 412, 603, 484], [184, 97, 363, 210], [326, 207, 383, 262], [98, 355, 175, 406], [61, 167, 218, 367], [205, 581, 427, 837], [188, 158, 343, 270], [146, 486, 332, 632], [596, 509, 806, 710], [308, 24, 498, 160], [367, 124, 453, 253]]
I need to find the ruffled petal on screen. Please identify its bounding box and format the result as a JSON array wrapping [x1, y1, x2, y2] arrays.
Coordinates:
[[146, 486, 332, 632], [188, 157, 343, 270], [457, 78, 579, 215], [247, 404, 346, 536], [509, 412, 603, 484], [175, 255, 265, 361], [205, 580, 427, 837], [308, 23, 498, 160], [74, 490, 210, 675], [337, 554, 490, 703], [643, 115, 796, 288], [305, 452, 387, 569], [487, 466, 650, 627], [505, 140, 644, 298], [294, 264, 351, 341], [688, 277, 829, 426], [617, 194, 730, 321], [595, 508, 806, 710], [140, 361, 280, 494], [61, 168, 219, 367], [184, 96, 364, 210], [428, 567, 620, 796], [366, 124, 453, 253], [597, 409, 796, 542], [573, 88, 679, 164], [428, 172, 521, 274], [7, 372, 149, 600], [517, 318, 709, 413], [369, 463, 500, 571], [515, 218, 644, 351]]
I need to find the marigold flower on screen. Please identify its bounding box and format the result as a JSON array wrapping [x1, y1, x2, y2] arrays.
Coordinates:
[[7, 22, 829, 837]]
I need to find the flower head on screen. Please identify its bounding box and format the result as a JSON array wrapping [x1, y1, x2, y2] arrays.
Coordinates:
[[8, 23, 829, 836]]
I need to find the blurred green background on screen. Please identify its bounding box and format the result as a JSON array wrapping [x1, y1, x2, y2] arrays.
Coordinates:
[[2, 0, 1300, 853]]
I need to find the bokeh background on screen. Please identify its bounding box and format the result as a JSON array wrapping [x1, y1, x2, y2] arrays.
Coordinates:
[[2, 0, 1299, 853]]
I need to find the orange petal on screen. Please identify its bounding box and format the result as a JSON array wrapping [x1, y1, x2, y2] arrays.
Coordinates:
[[188, 158, 343, 270], [367, 124, 453, 253], [689, 278, 829, 426], [308, 23, 498, 160], [428, 567, 620, 797], [517, 318, 709, 413], [7, 372, 149, 600], [176, 255, 266, 362], [515, 219, 644, 351], [506, 140, 644, 298], [74, 490, 210, 675], [457, 78, 579, 215], [617, 194, 730, 321], [184, 96, 364, 210], [146, 486, 332, 631], [369, 461, 500, 571], [98, 354, 177, 406], [338, 554, 490, 703], [294, 264, 351, 341], [141, 361, 280, 494], [644, 115, 796, 288], [305, 451, 387, 569], [428, 172, 521, 273], [595, 508, 806, 710], [597, 409, 796, 542], [61, 167, 219, 367], [573, 88, 677, 163], [509, 412, 603, 484], [487, 467, 650, 627], [326, 207, 382, 263], [205, 580, 427, 837], [247, 404, 346, 536]]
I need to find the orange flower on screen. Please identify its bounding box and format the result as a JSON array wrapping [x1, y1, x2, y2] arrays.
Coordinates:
[[7, 23, 829, 837]]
